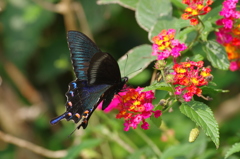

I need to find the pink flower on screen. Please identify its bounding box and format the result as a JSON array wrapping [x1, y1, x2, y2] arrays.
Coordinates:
[[183, 92, 193, 102], [174, 86, 182, 95], [152, 29, 187, 60], [141, 122, 150, 130], [154, 110, 162, 118], [215, 0, 240, 71], [106, 87, 161, 131], [229, 61, 238, 71], [172, 60, 212, 102]]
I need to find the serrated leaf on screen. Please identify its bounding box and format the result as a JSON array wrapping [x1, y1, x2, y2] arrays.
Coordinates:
[[118, 44, 155, 79], [180, 101, 219, 148], [136, 0, 172, 31], [142, 82, 172, 92], [203, 40, 230, 70], [225, 143, 240, 159], [63, 139, 102, 159]]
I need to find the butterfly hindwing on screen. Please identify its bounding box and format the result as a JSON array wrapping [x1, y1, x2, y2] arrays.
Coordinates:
[[50, 80, 111, 128]]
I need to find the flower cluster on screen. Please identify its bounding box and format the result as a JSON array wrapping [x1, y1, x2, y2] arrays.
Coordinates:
[[181, 0, 213, 25], [172, 60, 212, 102], [215, 0, 240, 71], [152, 29, 187, 60], [104, 87, 161, 131]]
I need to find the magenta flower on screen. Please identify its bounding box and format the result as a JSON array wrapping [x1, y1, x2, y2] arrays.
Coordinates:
[[151, 29, 187, 60], [103, 87, 161, 131]]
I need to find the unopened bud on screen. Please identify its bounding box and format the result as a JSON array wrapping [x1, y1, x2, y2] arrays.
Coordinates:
[[189, 128, 200, 142], [155, 60, 166, 70], [206, 75, 213, 82], [159, 99, 167, 106], [166, 74, 174, 83]]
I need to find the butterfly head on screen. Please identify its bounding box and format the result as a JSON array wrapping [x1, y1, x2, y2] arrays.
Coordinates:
[[122, 77, 128, 83]]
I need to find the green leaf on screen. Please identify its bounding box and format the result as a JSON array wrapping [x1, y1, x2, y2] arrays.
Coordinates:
[[202, 5, 222, 23], [151, 105, 162, 128], [142, 82, 172, 92], [136, 0, 172, 31], [180, 101, 219, 148], [200, 21, 213, 41], [170, 0, 187, 9], [149, 17, 190, 41], [225, 143, 240, 159], [119, 0, 139, 10], [190, 54, 204, 62], [151, 115, 162, 128], [97, 0, 119, 4], [97, 0, 138, 10], [203, 40, 230, 70], [118, 44, 155, 79], [63, 139, 102, 159], [201, 86, 229, 95], [175, 27, 196, 43]]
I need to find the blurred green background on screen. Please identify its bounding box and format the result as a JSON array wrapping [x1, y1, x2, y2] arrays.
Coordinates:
[[0, 0, 240, 158]]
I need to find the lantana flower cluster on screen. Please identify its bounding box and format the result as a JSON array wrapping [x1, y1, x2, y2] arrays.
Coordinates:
[[181, 0, 213, 25], [172, 61, 212, 102], [152, 29, 187, 60], [104, 87, 161, 131], [215, 0, 240, 71]]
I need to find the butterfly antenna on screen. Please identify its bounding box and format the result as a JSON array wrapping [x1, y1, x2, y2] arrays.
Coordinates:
[[123, 54, 128, 76], [125, 67, 142, 77]]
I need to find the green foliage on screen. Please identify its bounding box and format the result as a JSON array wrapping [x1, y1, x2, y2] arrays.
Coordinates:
[[63, 139, 102, 159], [1, 0, 239, 159], [225, 143, 240, 159], [118, 44, 155, 79], [136, 0, 172, 31], [180, 101, 219, 148], [142, 82, 172, 92], [161, 134, 207, 159], [203, 40, 230, 70]]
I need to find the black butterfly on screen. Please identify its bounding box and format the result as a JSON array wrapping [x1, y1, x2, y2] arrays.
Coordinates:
[[50, 31, 128, 129]]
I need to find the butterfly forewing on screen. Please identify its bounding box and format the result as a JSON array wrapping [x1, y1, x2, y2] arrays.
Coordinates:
[[67, 31, 101, 80], [88, 52, 121, 85]]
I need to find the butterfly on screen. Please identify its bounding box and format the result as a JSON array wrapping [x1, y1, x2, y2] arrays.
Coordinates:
[[50, 31, 128, 129]]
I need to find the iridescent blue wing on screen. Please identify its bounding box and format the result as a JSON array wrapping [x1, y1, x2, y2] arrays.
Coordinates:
[[50, 80, 111, 129], [67, 31, 101, 80]]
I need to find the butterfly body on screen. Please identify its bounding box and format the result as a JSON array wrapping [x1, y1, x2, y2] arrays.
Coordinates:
[[50, 31, 128, 129]]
